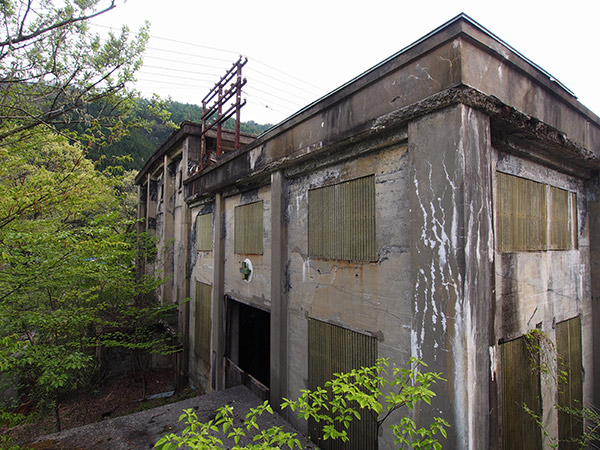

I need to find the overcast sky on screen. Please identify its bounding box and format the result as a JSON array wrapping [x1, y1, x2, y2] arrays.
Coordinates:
[[92, 0, 599, 126]]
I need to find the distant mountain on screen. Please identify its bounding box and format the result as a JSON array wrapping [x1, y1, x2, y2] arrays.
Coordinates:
[[84, 99, 272, 171]]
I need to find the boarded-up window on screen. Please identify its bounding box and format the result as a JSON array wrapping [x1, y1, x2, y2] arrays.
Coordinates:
[[194, 281, 212, 365], [195, 213, 213, 251], [308, 175, 376, 261], [234, 201, 263, 254], [500, 336, 542, 450], [549, 187, 577, 250], [497, 172, 577, 252], [497, 172, 547, 252], [308, 318, 377, 450], [556, 316, 583, 449]]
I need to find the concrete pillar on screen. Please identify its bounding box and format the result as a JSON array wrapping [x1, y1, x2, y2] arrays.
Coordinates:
[[185, 135, 202, 177], [212, 193, 226, 391], [270, 170, 288, 408], [146, 174, 156, 233], [589, 179, 600, 408], [408, 104, 493, 450], [180, 201, 191, 389], [163, 154, 174, 303]]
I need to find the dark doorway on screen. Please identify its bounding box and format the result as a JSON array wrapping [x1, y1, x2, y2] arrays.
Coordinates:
[[226, 298, 270, 389]]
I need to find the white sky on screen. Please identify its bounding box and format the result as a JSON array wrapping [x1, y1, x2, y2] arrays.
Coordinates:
[[92, 0, 599, 126]]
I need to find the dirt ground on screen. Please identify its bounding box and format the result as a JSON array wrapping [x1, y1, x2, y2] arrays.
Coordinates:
[[24, 385, 316, 450], [3, 368, 196, 447]]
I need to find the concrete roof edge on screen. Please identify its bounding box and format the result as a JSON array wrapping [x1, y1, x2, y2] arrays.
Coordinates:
[[135, 122, 201, 185], [134, 122, 256, 185], [184, 85, 600, 204], [152, 14, 600, 188], [251, 13, 599, 147]]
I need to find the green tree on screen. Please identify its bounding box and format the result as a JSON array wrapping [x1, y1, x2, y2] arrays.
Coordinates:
[[87, 99, 273, 172], [0, 0, 178, 433], [0, 129, 174, 431], [0, 0, 149, 145], [155, 358, 449, 450]]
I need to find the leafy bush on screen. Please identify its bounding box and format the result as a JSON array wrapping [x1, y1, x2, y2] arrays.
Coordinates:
[[155, 357, 449, 450]]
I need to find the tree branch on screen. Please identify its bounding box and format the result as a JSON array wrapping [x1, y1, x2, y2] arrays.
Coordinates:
[[0, 1, 117, 48]]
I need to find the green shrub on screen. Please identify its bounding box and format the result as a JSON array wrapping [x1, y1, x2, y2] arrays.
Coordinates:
[[155, 357, 449, 450]]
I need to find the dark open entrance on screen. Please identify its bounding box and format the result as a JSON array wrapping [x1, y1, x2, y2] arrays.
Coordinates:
[[225, 297, 270, 398]]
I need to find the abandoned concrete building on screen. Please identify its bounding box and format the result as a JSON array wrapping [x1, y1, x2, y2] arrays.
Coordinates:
[[135, 14, 600, 450]]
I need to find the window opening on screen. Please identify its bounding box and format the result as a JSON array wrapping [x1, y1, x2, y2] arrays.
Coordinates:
[[194, 281, 212, 365], [195, 213, 213, 252], [500, 335, 542, 450], [496, 172, 577, 252], [308, 318, 377, 450], [556, 316, 583, 449], [234, 201, 263, 254], [308, 175, 376, 261]]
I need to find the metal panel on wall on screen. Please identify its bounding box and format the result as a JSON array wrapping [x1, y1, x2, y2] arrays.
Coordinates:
[[195, 213, 213, 251], [497, 172, 547, 252], [194, 281, 212, 365], [308, 318, 377, 450], [308, 175, 376, 262], [556, 316, 583, 450], [234, 201, 263, 254], [549, 186, 575, 250], [500, 336, 542, 450]]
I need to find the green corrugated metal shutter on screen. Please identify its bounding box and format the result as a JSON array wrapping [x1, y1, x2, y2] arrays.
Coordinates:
[[308, 175, 376, 262], [195, 213, 213, 252], [556, 316, 583, 450], [497, 172, 547, 252], [549, 187, 571, 250], [308, 318, 378, 450], [234, 201, 263, 255], [569, 191, 578, 249], [500, 336, 542, 450], [194, 281, 212, 365], [497, 173, 578, 252]]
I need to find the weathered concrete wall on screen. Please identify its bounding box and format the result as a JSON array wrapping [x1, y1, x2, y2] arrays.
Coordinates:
[[135, 15, 600, 449], [185, 19, 600, 206], [409, 104, 493, 449], [188, 201, 216, 391], [172, 158, 187, 304], [223, 186, 272, 310], [285, 142, 413, 444], [589, 179, 600, 409], [269, 170, 287, 409], [493, 151, 594, 446], [459, 34, 600, 154]]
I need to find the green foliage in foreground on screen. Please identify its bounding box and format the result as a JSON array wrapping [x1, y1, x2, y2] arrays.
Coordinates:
[[155, 358, 449, 450], [0, 129, 175, 432], [0, 0, 178, 435], [523, 329, 600, 449]]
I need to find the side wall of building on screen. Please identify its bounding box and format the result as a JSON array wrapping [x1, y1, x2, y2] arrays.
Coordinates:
[[138, 17, 600, 450]]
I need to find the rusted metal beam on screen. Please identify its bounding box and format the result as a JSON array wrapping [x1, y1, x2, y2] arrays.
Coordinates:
[[197, 56, 248, 166]]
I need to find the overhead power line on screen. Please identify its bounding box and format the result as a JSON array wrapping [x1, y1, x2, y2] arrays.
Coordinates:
[[90, 22, 326, 123], [91, 22, 326, 96]]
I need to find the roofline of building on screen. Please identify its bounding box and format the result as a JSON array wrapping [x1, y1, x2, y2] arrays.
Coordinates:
[[183, 13, 600, 188], [135, 122, 256, 185], [250, 13, 598, 146]]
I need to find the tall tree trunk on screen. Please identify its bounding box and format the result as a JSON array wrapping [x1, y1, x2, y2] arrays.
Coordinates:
[[54, 402, 61, 432]]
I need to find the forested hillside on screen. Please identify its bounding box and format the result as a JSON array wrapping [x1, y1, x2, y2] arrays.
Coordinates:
[[84, 98, 272, 171]]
